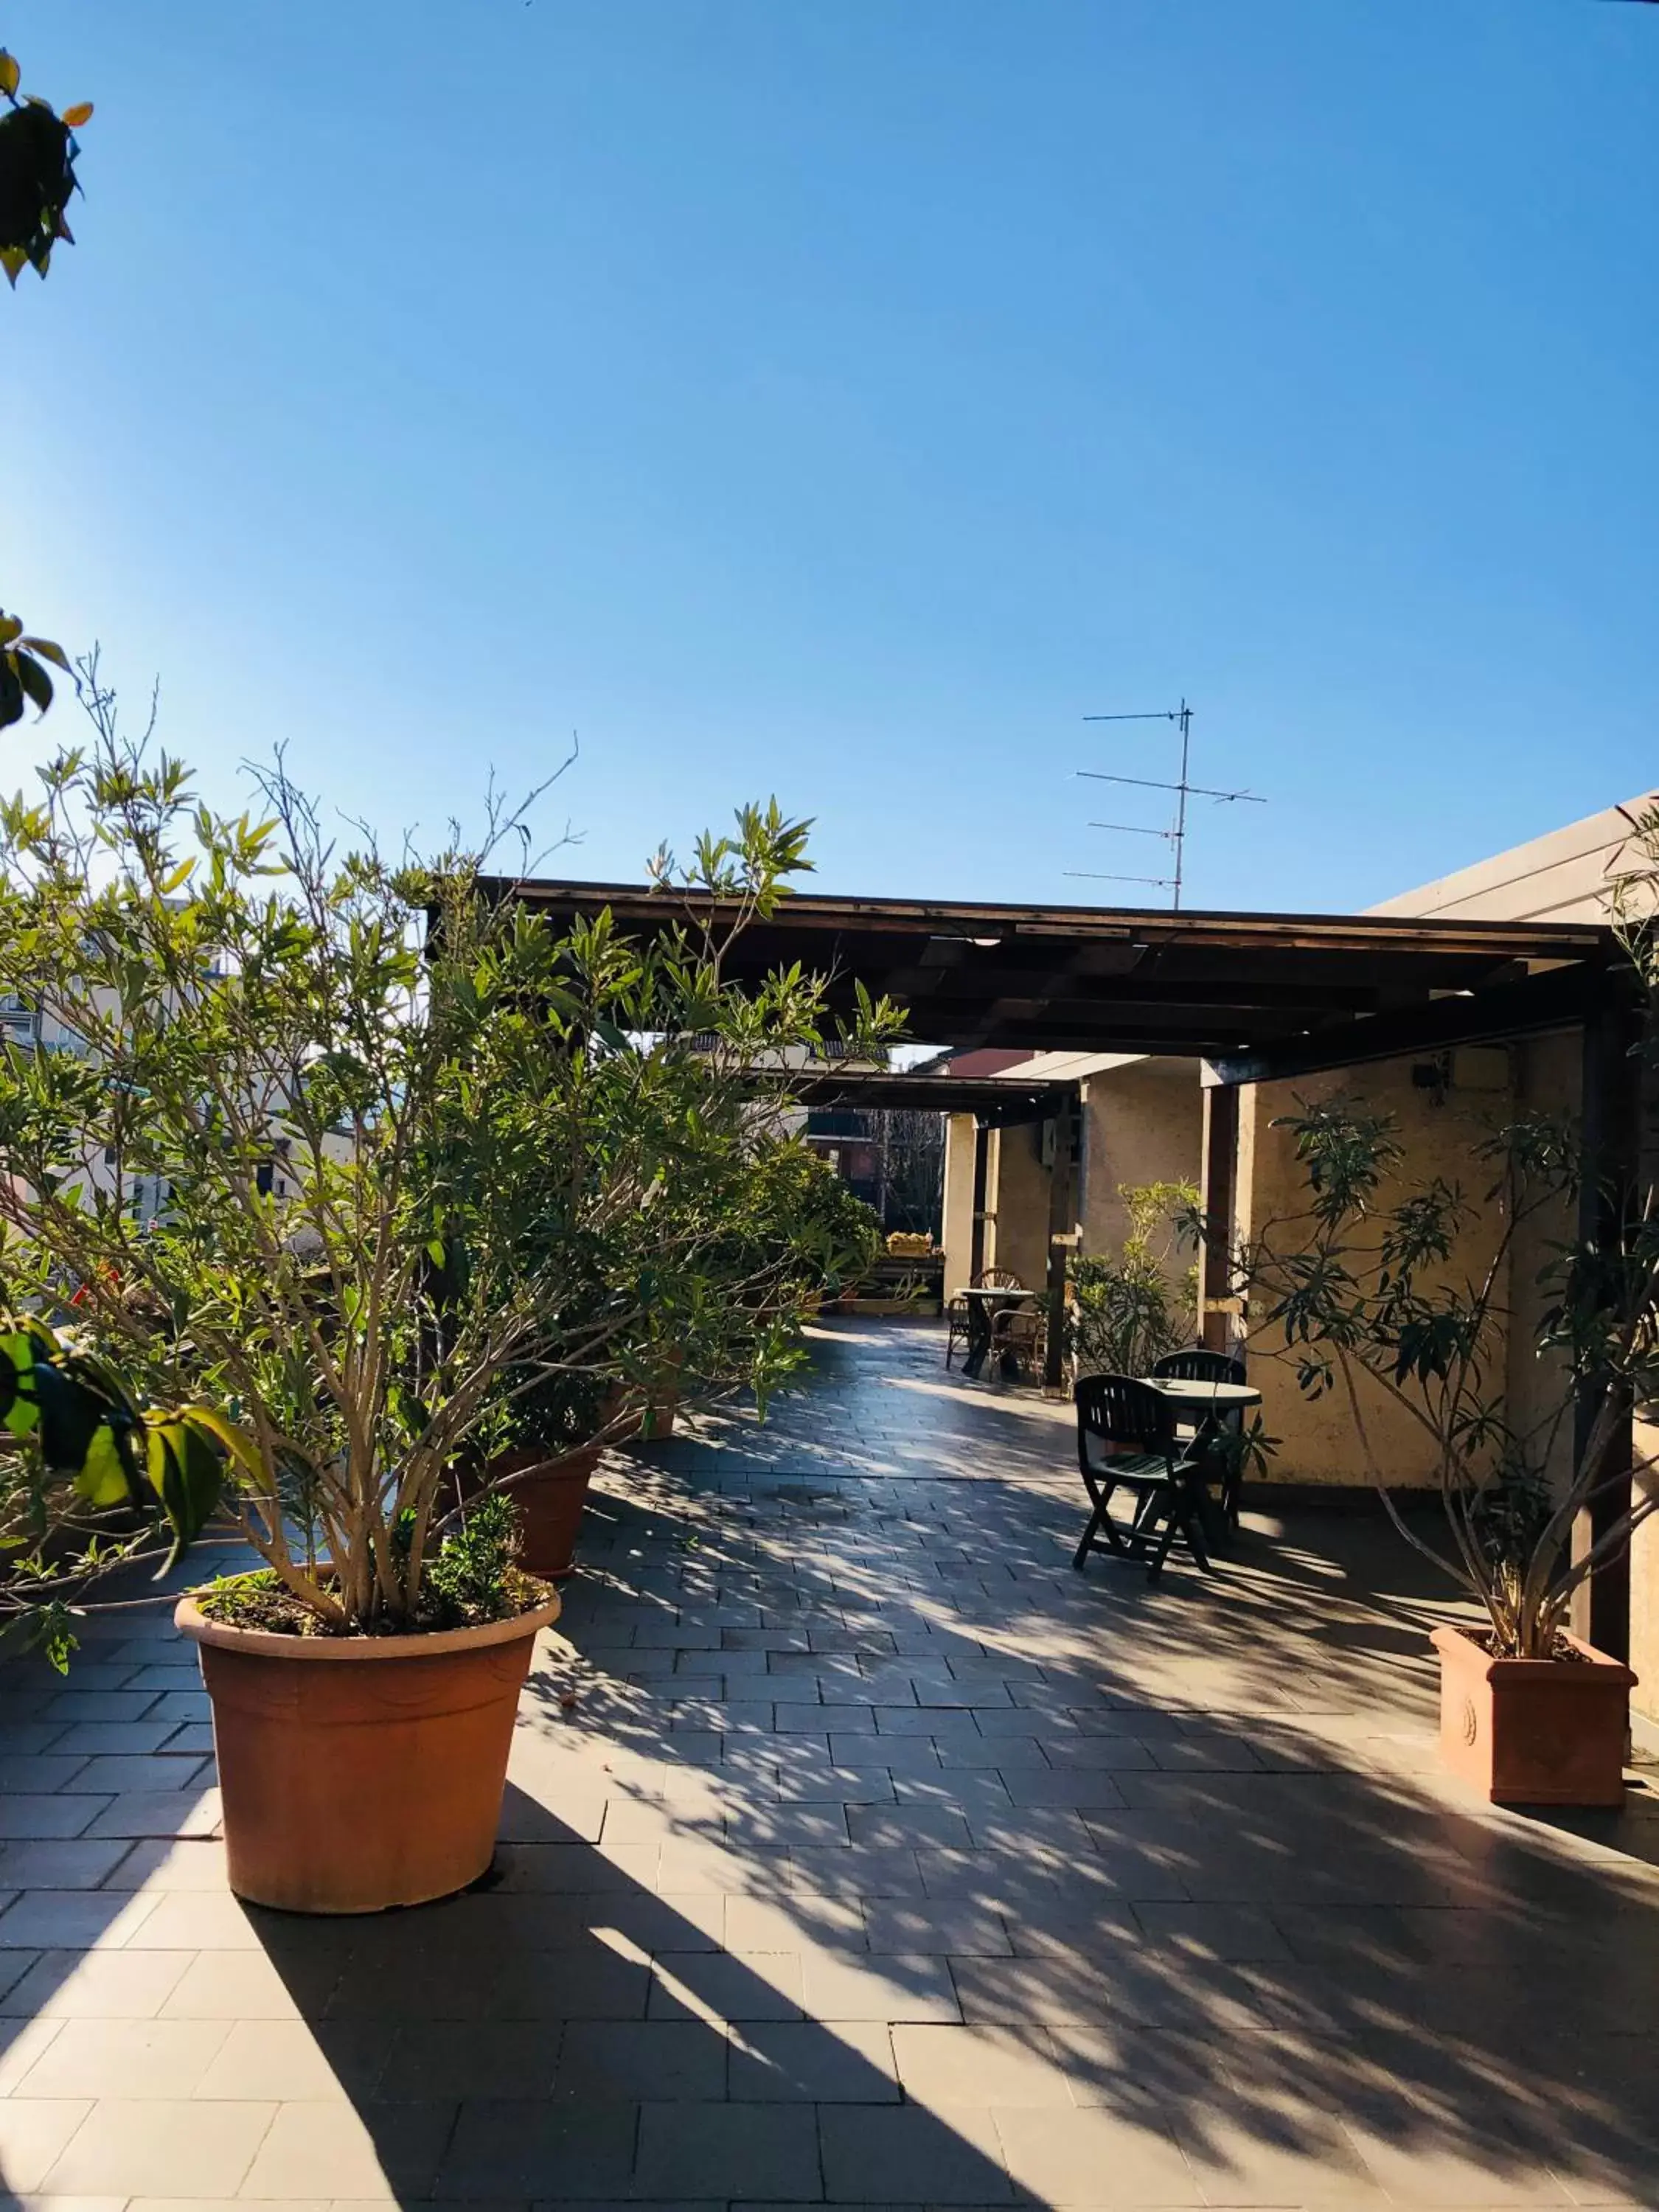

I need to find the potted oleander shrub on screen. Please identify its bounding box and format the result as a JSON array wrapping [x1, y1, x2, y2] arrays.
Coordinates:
[[0, 686, 901, 1907], [1222, 1071, 1657, 1806], [1067, 1179, 1200, 1380]]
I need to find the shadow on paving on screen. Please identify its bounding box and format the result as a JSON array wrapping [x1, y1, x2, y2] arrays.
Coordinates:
[[1, 1315, 1658, 2205]]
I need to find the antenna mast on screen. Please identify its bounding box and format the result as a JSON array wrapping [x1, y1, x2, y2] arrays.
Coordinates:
[[1068, 699, 1264, 910]]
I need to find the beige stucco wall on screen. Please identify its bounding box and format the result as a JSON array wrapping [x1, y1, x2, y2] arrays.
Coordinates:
[[939, 1061, 1204, 1304], [989, 1119, 1052, 1289], [1079, 1061, 1203, 1258], [941, 1113, 977, 1298], [1504, 1032, 1579, 1497], [1237, 1048, 1515, 1488]]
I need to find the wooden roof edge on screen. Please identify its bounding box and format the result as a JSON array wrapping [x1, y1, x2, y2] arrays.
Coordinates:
[[478, 874, 1615, 961]]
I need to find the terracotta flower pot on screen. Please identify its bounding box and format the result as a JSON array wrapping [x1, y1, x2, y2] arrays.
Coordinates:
[[177, 1590, 560, 1913], [1430, 1622, 1636, 1807], [490, 1444, 601, 1580], [641, 1391, 678, 1440]]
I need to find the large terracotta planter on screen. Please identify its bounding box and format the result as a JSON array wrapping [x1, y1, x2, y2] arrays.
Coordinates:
[[491, 1444, 601, 1579], [1430, 1623, 1635, 1807], [177, 1590, 560, 1913]]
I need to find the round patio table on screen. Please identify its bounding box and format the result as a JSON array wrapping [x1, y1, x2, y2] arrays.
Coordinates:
[[1138, 1377, 1262, 1414], [958, 1285, 1036, 1381], [1138, 1374, 1263, 1544]]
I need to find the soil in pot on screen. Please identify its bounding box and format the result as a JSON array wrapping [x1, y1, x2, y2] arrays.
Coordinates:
[[178, 1585, 560, 1913], [1430, 1622, 1635, 1807]]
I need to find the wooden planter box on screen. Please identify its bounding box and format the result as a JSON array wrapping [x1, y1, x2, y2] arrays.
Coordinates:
[[1430, 1623, 1635, 1807]]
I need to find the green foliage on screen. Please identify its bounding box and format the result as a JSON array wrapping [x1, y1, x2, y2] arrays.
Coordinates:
[[0, 671, 905, 1639], [1068, 1180, 1200, 1380], [0, 1310, 219, 1664], [419, 1492, 524, 1627], [0, 614, 72, 731], [0, 44, 91, 286], [1225, 1074, 1659, 1658]]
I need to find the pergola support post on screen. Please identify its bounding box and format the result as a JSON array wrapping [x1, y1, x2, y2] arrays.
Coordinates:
[[1043, 1093, 1078, 1394], [1571, 996, 1644, 1662], [1200, 1082, 1240, 1355], [968, 1120, 990, 1284]]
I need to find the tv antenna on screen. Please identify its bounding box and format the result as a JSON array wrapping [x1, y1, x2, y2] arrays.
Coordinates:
[[1065, 698, 1264, 910]]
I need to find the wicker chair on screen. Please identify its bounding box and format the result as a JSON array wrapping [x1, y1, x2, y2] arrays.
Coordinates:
[[945, 1269, 1026, 1370], [944, 1293, 972, 1368], [991, 1301, 1046, 1382]]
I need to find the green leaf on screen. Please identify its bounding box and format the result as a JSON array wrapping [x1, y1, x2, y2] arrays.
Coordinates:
[[145, 1419, 223, 1564], [33, 1360, 116, 1475], [0, 614, 21, 647], [0, 51, 18, 97], [0, 1332, 39, 1436], [72, 1423, 133, 1509], [18, 636, 71, 672], [15, 653, 54, 715]]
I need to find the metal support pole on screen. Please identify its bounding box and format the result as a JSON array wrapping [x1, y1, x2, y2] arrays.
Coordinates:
[[1043, 1093, 1078, 1394], [1200, 1084, 1240, 1354], [1571, 997, 1643, 1660], [968, 1120, 990, 1284]]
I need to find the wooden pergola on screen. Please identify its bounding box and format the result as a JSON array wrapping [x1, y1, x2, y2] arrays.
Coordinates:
[[483, 877, 1621, 1068], [485, 875, 1642, 1655]]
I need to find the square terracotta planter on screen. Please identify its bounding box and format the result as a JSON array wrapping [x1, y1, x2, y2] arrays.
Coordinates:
[[1430, 1623, 1635, 1806]]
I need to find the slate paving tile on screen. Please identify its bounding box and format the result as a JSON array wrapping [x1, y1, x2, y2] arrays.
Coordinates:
[[38, 2096, 276, 2197], [1131, 1902, 1295, 1962], [156, 1720, 217, 1756], [998, 1767, 1130, 1810], [862, 1900, 1012, 1956], [847, 1806, 975, 1849], [58, 1752, 209, 1793], [0, 1798, 108, 1841], [633, 2101, 822, 2201], [10, 1326, 1659, 2212], [890, 2022, 1073, 2107], [0, 1888, 161, 1949], [727, 2018, 899, 2101], [96, 1837, 232, 1890], [0, 2096, 97, 2191], [439, 2096, 641, 2198], [161, 1948, 338, 2020], [990, 2107, 1202, 2205], [80, 1789, 222, 1840], [1, 1947, 195, 2018], [647, 1948, 805, 2022], [552, 2018, 728, 2101], [799, 1947, 961, 2023], [0, 1941, 41, 2003], [13, 2014, 233, 2098], [375, 2018, 563, 2101], [0, 1723, 67, 1756], [240, 2098, 457, 2199], [196, 2014, 390, 2099], [40, 1692, 161, 1724], [0, 1755, 91, 1792], [46, 1722, 177, 1759], [818, 2104, 1014, 2205]]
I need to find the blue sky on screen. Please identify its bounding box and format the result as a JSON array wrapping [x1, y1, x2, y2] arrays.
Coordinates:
[[4, 1, 1655, 912]]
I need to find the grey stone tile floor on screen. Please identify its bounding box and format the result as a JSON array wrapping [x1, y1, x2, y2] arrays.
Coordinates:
[[4, 1316, 1659, 2208]]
